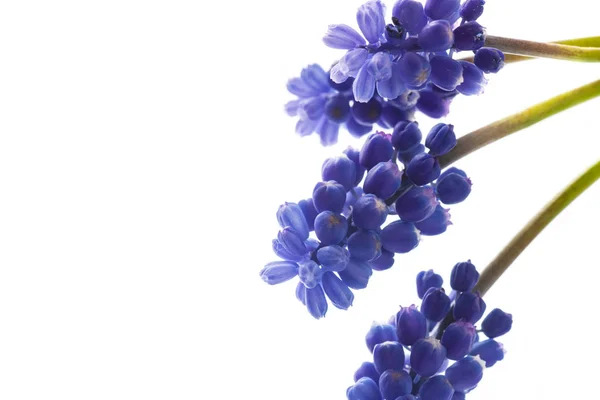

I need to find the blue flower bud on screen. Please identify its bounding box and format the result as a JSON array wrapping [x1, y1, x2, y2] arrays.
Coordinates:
[[469, 339, 505, 367], [395, 305, 427, 345], [395, 186, 438, 223], [410, 337, 447, 377], [418, 375, 454, 400], [416, 269, 443, 298], [429, 56, 464, 91], [314, 211, 348, 245], [364, 161, 403, 200], [305, 284, 328, 319], [357, 0, 387, 44], [416, 89, 452, 118], [313, 181, 347, 213], [324, 95, 351, 123], [421, 287, 451, 321], [354, 361, 380, 383], [260, 261, 299, 285], [426, 123, 457, 156], [474, 47, 504, 73], [392, 0, 427, 35], [343, 147, 367, 187], [347, 116, 373, 138], [352, 194, 389, 230], [435, 170, 472, 204], [441, 321, 477, 360], [373, 341, 406, 374], [297, 198, 318, 231], [277, 202, 310, 240], [298, 260, 324, 289], [322, 271, 354, 309], [348, 230, 382, 261], [366, 322, 398, 352], [353, 98, 384, 126], [360, 132, 394, 170], [424, 0, 460, 21], [398, 144, 426, 165], [453, 21, 486, 51], [398, 53, 431, 90], [317, 245, 350, 272], [379, 370, 412, 399], [295, 281, 306, 304], [272, 238, 303, 262], [392, 120, 422, 152], [322, 155, 358, 192], [415, 204, 452, 235], [347, 377, 382, 400], [369, 249, 395, 271], [406, 153, 441, 186], [457, 61, 487, 95], [339, 258, 373, 289], [449, 260, 479, 292], [460, 0, 485, 21], [454, 291, 486, 323], [277, 227, 308, 258], [323, 24, 366, 50], [381, 220, 420, 254], [445, 356, 485, 393], [481, 308, 513, 338], [418, 20, 454, 52]]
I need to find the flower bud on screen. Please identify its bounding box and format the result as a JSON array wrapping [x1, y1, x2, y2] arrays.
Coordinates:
[[392, 120, 422, 152], [445, 356, 485, 393], [416, 269, 443, 299], [366, 322, 398, 352], [415, 204, 452, 235], [363, 161, 403, 200], [469, 339, 505, 367], [354, 361, 380, 383], [369, 249, 395, 271], [406, 153, 441, 185], [277, 202, 310, 239], [449, 260, 479, 292], [395, 305, 427, 346], [392, 0, 427, 34], [322, 271, 354, 309], [418, 20, 454, 52], [481, 308, 513, 338], [298, 198, 318, 231], [424, 0, 460, 21], [374, 341, 406, 373], [298, 260, 324, 288], [441, 321, 477, 360], [418, 375, 454, 400], [453, 21, 486, 51], [313, 181, 347, 213], [426, 123, 457, 156], [454, 291, 486, 323], [435, 170, 472, 204], [260, 261, 299, 285], [352, 194, 389, 230], [314, 211, 348, 245], [460, 0, 485, 21], [305, 284, 328, 319], [410, 337, 447, 377], [397, 53, 431, 89], [416, 89, 452, 118], [346, 377, 381, 400], [343, 147, 367, 186], [357, 0, 387, 44], [457, 61, 487, 95], [317, 245, 350, 272], [348, 230, 382, 261], [338, 258, 373, 289], [474, 47, 505, 73], [295, 281, 306, 304], [360, 132, 394, 170], [381, 220, 421, 254], [429, 56, 464, 91], [322, 155, 357, 191], [421, 287, 451, 321], [379, 370, 412, 399], [395, 185, 438, 222]]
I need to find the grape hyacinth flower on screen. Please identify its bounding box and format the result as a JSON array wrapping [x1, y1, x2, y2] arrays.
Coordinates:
[[286, 0, 505, 145], [260, 118, 474, 318], [346, 260, 512, 398]]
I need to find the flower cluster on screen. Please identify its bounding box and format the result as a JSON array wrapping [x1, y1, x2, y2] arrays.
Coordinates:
[[260, 118, 473, 318], [348, 260, 513, 399], [286, 0, 505, 145]]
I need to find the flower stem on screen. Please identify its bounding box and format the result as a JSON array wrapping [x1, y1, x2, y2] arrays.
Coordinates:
[[474, 159, 600, 296], [438, 79, 600, 168], [485, 35, 600, 62], [461, 35, 600, 64]]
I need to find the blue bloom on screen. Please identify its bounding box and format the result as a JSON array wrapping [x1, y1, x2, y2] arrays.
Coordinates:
[[373, 341, 406, 373]]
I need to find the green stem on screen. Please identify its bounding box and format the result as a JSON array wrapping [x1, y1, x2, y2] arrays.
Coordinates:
[[461, 35, 600, 64], [474, 160, 600, 296], [485, 35, 600, 62], [438, 79, 600, 168]]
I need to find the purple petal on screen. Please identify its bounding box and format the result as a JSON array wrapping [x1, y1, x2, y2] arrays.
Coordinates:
[[357, 0, 387, 44], [323, 24, 366, 49], [353, 64, 376, 103]]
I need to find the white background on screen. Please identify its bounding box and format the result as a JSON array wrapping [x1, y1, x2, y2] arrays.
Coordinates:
[[0, 0, 598, 399]]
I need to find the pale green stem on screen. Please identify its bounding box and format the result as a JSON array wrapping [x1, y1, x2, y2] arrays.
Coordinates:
[[485, 35, 600, 62]]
